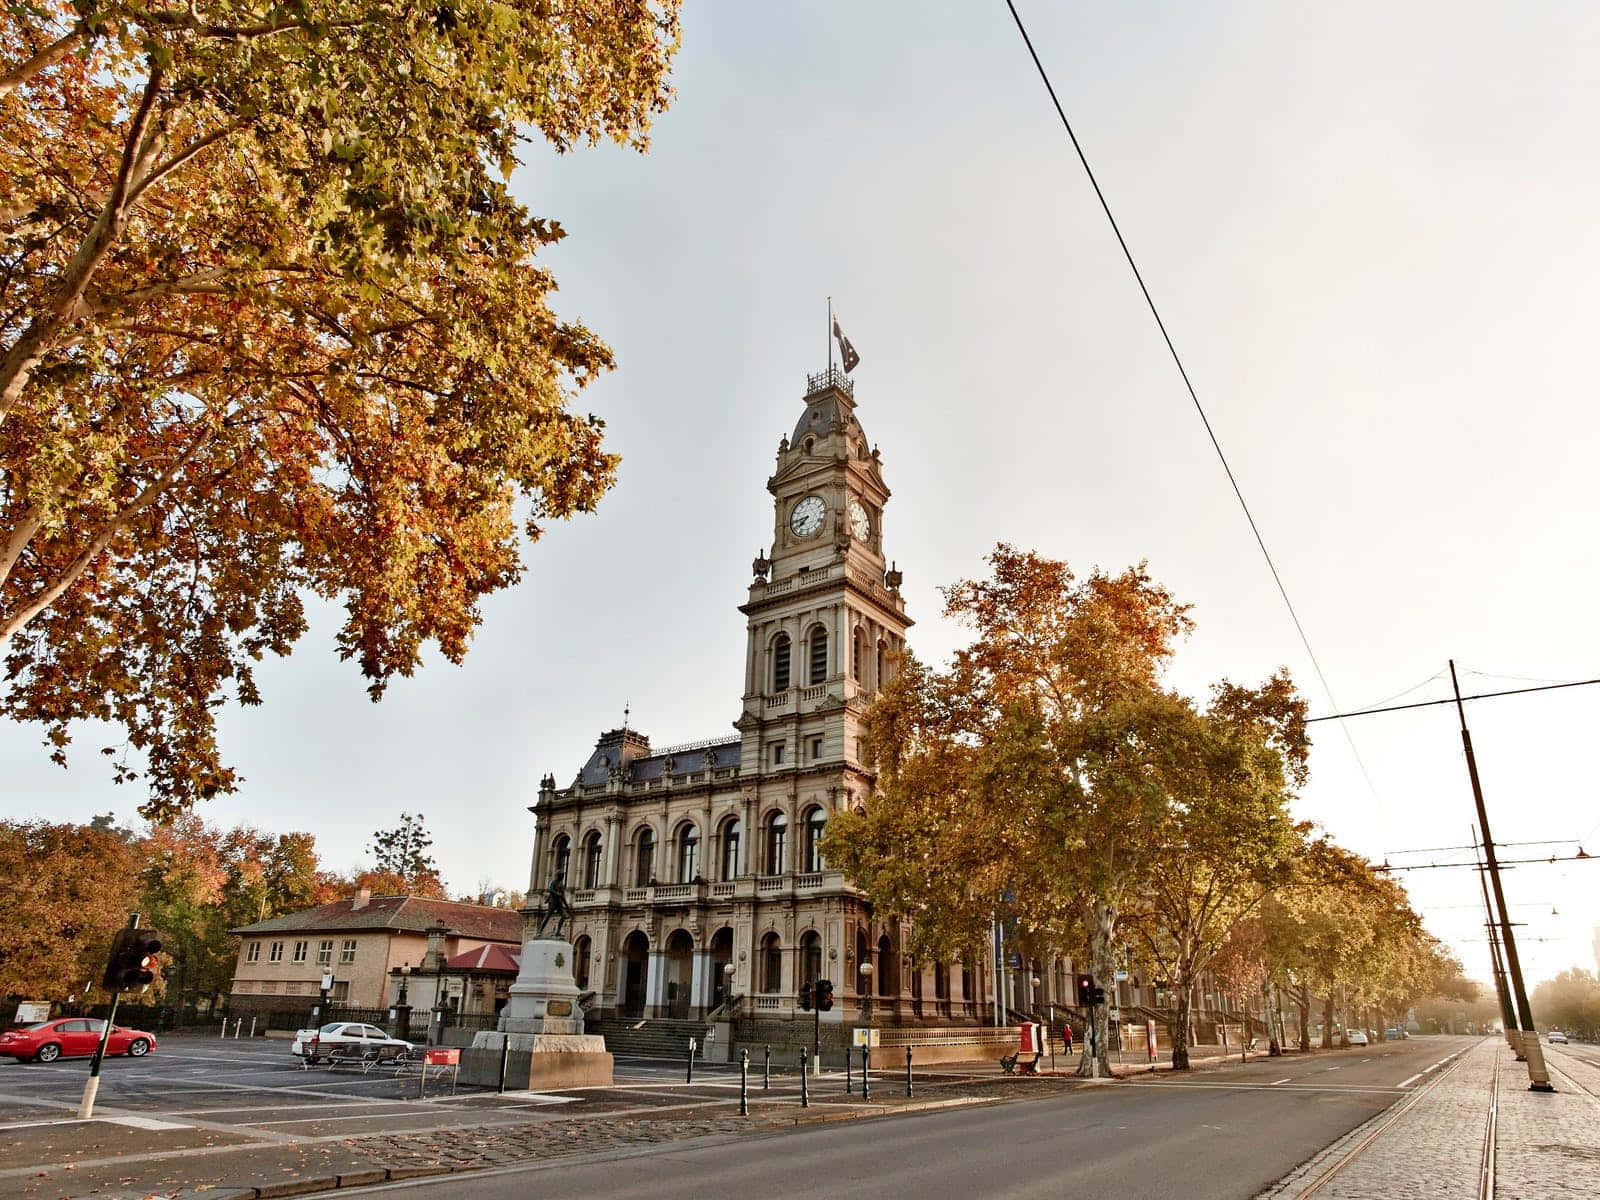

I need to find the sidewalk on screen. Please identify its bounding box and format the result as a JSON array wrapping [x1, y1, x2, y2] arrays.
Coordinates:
[[1258, 1037, 1600, 1198]]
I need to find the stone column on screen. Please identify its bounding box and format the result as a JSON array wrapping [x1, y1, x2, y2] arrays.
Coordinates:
[[689, 950, 709, 1012], [603, 815, 621, 887], [645, 951, 665, 1017]]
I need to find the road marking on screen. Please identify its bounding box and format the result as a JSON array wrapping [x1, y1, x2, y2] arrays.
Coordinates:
[[1271, 1078, 1292, 1085], [1325, 1065, 1340, 1071], [103, 1115, 191, 1130]]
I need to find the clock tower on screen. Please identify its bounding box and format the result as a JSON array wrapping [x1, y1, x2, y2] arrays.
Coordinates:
[[737, 366, 911, 780]]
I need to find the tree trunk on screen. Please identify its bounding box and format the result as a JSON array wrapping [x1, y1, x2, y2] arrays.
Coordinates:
[[1320, 991, 1335, 1049], [1267, 983, 1282, 1056], [1171, 982, 1192, 1070], [1296, 983, 1311, 1051], [1077, 901, 1116, 1079]]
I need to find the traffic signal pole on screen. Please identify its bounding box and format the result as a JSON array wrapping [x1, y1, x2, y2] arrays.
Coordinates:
[[1472, 830, 1519, 1051], [1450, 660, 1552, 1092], [80, 913, 137, 1119]]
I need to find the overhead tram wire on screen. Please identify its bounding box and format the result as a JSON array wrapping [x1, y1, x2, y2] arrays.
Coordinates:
[[1305, 677, 1600, 723], [1000, 1, 1381, 806]]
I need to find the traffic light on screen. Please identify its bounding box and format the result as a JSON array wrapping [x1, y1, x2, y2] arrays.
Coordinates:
[[815, 979, 834, 1012], [798, 981, 813, 1011], [102, 926, 162, 993], [1076, 974, 1095, 1006], [1090, 985, 1106, 1006]]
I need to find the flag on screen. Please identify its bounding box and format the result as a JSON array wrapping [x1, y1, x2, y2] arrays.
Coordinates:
[[832, 315, 861, 373]]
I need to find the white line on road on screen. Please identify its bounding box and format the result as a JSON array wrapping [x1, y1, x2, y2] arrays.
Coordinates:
[[1271, 1078, 1292, 1085]]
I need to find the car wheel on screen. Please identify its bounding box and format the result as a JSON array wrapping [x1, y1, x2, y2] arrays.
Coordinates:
[[35, 1043, 61, 1063], [126, 1039, 150, 1057]]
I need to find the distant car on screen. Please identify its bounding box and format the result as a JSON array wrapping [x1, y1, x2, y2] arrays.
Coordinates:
[[291, 1021, 413, 1062], [1547, 1030, 1569, 1044], [0, 1019, 156, 1063], [1345, 1029, 1369, 1046], [1384, 1027, 1409, 1040]]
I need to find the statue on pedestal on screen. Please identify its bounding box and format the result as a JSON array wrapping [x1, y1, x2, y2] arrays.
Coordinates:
[[533, 869, 570, 940]]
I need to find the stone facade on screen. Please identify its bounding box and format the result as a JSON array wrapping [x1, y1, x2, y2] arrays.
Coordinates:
[[529, 368, 991, 1029]]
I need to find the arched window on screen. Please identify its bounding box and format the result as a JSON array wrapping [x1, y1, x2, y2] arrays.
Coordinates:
[[551, 834, 571, 884], [677, 824, 700, 882], [720, 817, 742, 881], [634, 827, 655, 886], [803, 807, 827, 873], [573, 935, 592, 990], [581, 831, 603, 889], [934, 963, 950, 1001], [808, 625, 828, 685], [765, 812, 788, 876], [761, 932, 783, 994], [800, 931, 822, 989], [773, 633, 791, 692]]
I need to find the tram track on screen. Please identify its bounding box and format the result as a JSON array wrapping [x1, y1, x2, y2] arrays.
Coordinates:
[[1288, 1041, 1493, 1199]]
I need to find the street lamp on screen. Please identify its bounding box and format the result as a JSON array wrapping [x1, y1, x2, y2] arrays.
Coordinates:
[[858, 960, 874, 1027], [722, 961, 735, 1008]]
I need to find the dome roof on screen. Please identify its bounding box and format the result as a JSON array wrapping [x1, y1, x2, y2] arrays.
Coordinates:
[[792, 392, 866, 447]]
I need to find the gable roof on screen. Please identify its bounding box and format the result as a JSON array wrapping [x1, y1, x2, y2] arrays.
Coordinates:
[[232, 895, 524, 942], [444, 944, 521, 973]]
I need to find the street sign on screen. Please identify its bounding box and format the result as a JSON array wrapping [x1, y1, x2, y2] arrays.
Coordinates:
[[1114, 970, 1129, 981], [851, 1027, 880, 1047], [321, 973, 334, 992]]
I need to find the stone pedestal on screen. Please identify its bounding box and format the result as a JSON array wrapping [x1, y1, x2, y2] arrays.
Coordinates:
[[468, 937, 612, 1089]]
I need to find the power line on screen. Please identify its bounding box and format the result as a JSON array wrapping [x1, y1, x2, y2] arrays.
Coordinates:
[[1376, 852, 1595, 872], [1386, 839, 1580, 856], [1000, 0, 1380, 807], [1305, 677, 1600, 723]]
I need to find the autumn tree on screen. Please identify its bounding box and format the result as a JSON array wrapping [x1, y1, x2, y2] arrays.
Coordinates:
[[1530, 968, 1599, 1040], [0, 819, 140, 1000], [1121, 675, 1309, 1068], [1, 0, 681, 818], [825, 545, 1194, 1077]]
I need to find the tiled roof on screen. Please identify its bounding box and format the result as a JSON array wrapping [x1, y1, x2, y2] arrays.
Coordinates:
[[232, 896, 524, 942], [444, 944, 521, 973]]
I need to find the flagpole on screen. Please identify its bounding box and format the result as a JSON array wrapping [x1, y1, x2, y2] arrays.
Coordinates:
[[827, 296, 833, 372]]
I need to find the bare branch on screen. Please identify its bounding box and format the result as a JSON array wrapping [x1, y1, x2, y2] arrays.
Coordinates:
[[0, 27, 84, 100]]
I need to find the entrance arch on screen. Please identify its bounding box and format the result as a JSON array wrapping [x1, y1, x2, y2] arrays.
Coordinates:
[[621, 931, 649, 1017], [665, 929, 694, 1018]]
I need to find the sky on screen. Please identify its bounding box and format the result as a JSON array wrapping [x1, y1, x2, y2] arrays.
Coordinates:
[[6, 1, 1600, 990]]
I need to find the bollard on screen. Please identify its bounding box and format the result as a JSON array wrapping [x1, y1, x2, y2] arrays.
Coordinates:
[[233, 1017, 242, 1039], [219, 1021, 226, 1041], [763, 1043, 770, 1090], [249, 1017, 257, 1038], [687, 1037, 696, 1083], [740, 1049, 749, 1117], [497, 1036, 510, 1094], [861, 1044, 870, 1099], [906, 1045, 913, 1097], [846, 1044, 853, 1094], [799, 1052, 809, 1107]]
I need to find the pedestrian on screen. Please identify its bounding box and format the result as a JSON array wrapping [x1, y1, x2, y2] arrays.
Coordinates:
[[1064, 1024, 1074, 1056]]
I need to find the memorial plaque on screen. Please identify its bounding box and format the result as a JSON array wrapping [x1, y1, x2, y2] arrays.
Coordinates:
[[546, 999, 573, 1017]]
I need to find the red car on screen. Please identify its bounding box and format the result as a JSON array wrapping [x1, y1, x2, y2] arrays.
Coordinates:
[[0, 1018, 157, 1063]]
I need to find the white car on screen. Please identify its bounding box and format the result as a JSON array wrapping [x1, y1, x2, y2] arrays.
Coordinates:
[[1547, 1030, 1569, 1045], [1345, 1029, 1369, 1046], [291, 1021, 413, 1062]]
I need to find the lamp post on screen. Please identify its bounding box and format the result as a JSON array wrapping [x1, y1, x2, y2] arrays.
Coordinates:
[[722, 961, 735, 1010], [398, 963, 411, 1007], [394, 963, 412, 1042], [858, 960, 874, 1026]]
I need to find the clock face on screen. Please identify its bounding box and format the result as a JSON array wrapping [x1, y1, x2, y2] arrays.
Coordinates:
[[789, 495, 826, 538], [849, 499, 871, 541]]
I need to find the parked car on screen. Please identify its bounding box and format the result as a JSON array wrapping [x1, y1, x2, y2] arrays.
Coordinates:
[[291, 1021, 413, 1063], [1547, 1030, 1569, 1044], [0, 1018, 156, 1063], [1345, 1028, 1369, 1046]]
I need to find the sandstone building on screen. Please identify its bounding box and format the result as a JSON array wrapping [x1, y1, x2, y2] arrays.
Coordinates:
[[528, 367, 993, 1030]]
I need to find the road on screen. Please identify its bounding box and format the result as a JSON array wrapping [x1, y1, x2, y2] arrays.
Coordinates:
[[341, 1037, 1476, 1200]]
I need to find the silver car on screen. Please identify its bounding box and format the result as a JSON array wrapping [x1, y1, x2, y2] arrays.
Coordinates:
[[291, 1021, 413, 1063]]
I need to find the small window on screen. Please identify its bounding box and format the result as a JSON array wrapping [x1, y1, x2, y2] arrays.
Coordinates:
[[635, 827, 655, 886], [721, 818, 742, 881], [246, 941, 261, 963], [805, 807, 827, 872], [293, 941, 308, 963], [761, 932, 783, 994], [810, 737, 823, 761], [340, 939, 357, 964], [269, 941, 284, 963], [582, 832, 603, 889], [678, 825, 700, 882], [773, 634, 791, 692], [317, 940, 333, 965], [766, 812, 788, 875], [771, 741, 785, 766]]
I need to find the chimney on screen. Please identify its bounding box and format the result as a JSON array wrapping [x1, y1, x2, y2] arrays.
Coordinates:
[[423, 921, 449, 971], [352, 887, 371, 911]]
